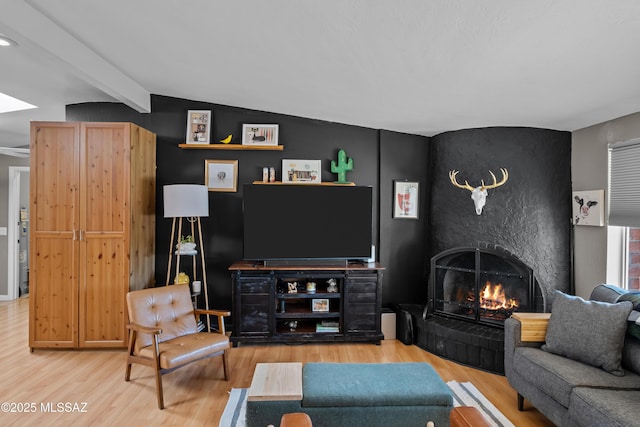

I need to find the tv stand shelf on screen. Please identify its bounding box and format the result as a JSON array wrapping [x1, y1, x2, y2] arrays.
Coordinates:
[[229, 261, 384, 346]]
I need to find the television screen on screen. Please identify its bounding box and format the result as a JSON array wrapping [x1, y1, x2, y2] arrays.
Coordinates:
[[243, 184, 373, 262]]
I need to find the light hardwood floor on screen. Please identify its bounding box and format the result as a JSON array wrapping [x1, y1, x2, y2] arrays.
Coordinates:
[[0, 296, 553, 426]]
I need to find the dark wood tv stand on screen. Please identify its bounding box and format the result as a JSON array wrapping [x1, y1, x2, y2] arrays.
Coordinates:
[[229, 261, 384, 346]]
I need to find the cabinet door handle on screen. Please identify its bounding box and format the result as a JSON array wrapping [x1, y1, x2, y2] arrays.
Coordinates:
[[72, 229, 77, 241], [79, 230, 84, 241]]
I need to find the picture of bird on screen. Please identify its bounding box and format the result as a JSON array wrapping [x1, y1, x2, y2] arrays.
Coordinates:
[[220, 134, 233, 144]]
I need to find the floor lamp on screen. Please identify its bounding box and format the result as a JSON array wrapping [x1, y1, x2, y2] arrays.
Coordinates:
[[163, 184, 212, 331]]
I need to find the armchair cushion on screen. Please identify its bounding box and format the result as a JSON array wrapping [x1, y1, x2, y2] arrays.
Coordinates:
[[138, 333, 229, 370], [542, 291, 632, 376]]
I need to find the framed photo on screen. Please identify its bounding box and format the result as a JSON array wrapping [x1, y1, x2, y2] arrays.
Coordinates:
[[572, 190, 604, 226], [186, 110, 212, 144], [311, 299, 329, 312], [282, 159, 321, 184], [242, 124, 279, 146], [394, 181, 419, 219], [205, 159, 238, 192]]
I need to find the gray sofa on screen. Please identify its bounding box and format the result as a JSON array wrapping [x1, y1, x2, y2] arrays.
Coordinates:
[[505, 284, 640, 426]]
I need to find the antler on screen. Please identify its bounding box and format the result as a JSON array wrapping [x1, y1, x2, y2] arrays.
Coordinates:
[[449, 170, 474, 192], [481, 168, 509, 190]]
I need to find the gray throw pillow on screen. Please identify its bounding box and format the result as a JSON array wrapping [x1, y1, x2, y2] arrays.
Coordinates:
[[542, 291, 633, 376]]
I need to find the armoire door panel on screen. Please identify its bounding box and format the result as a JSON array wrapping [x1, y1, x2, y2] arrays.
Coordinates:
[[31, 123, 80, 233], [30, 237, 78, 347], [82, 124, 129, 234], [79, 236, 127, 347]]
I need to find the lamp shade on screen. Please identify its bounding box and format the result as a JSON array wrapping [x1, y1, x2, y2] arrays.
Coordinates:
[[163, 184, 209, 218]]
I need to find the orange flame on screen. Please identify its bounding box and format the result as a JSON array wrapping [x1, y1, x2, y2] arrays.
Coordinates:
[[479, 281, 519, 310]]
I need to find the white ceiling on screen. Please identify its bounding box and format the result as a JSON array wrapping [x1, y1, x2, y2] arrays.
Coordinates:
[[2, 0, 640, 148]]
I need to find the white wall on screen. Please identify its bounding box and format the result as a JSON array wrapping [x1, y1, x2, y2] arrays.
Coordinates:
[[572, 111, 640, 298]]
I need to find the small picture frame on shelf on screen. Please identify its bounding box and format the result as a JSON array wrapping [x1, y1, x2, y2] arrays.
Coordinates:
[[205, 159, 238, 192], [186, 110, 212, 144], [242, 124, 279, 146], [311, 299, 329, 312], [282, 159, 321, 184], [393, 180, 419, 219]]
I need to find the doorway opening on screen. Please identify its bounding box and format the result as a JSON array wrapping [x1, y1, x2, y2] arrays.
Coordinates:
[[6, 166, 29, 301]]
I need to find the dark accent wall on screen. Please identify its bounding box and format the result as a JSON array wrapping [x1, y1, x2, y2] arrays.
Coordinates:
[[67, 95, 429, 309], [66, 100, 572, 313], [428, 127, 572, 307], [379, 130, 430, 304]]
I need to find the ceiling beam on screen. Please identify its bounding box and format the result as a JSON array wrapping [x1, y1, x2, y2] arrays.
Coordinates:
[[0, 0, 150, 112]]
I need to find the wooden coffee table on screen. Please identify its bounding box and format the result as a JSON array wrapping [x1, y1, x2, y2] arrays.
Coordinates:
[[247, 362, 303, 402]]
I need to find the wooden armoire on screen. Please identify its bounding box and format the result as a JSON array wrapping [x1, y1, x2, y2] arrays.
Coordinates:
[[29, 122, 156, 349]]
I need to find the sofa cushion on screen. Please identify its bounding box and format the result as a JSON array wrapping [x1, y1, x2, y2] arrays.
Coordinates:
[[569, 387, 640, 427], [542, 291, 632, 376], [513, 346, 640, 408]]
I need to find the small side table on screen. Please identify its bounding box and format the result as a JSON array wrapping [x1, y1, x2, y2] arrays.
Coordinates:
[[511, 312, 551, 342]]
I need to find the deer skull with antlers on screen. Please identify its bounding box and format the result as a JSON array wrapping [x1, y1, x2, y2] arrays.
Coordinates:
[[449, 168, 509, 215]]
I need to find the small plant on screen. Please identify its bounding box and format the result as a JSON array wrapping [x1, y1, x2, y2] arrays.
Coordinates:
[[180, 235, 194, 244], [176, 235, 196, 251]]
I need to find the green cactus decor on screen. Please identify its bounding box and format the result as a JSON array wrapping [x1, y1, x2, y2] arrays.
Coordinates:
[[331, 149, 354, 183]]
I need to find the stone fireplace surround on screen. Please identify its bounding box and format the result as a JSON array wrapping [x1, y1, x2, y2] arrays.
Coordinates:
[[415, 126, 573, 373], [409, 243, 545, 374]]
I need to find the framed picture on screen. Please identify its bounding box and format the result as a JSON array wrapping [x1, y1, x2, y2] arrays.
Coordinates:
[[186, 110, 212, 144], [282, 159, 321, 184], [242, 124, 279, 146], [311, 299, 329, 312], [394, 181, 419, 219], [572, 190, 604, 226], [205, 159, 238, 192]]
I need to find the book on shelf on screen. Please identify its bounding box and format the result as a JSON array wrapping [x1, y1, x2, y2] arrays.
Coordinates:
[[320, 320, 339, 327], [316, 322, 340, 333]]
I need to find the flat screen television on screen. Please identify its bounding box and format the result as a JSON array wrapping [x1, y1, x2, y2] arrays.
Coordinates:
[[243, 184, 373, 264]]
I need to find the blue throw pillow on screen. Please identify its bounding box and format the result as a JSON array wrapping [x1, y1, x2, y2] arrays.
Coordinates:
[[542, 291, 633, 376], [618, 291, 640, 310]]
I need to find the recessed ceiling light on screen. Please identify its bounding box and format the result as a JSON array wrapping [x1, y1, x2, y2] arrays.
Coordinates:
[[0, 35, 18, 47], [0, 92, 37, 114]]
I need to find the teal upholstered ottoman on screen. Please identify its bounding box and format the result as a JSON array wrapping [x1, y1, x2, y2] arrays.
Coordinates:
[[246, 362, 453, 427]]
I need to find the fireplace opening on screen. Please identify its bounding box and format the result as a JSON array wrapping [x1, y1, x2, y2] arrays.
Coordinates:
[[430, 246, 542, 327]]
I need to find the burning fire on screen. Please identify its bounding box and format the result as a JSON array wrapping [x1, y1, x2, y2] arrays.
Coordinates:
[[479, 281, 518, 310]]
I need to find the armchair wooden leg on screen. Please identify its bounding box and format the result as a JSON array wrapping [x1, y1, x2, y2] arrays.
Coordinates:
[[155, 369, 165, 410], [125, 359, 132, 382], [517, 393, 524, 411], [151, 337, 165, 409], [222, 350, 230, 380], [125, 330, 136, 381]]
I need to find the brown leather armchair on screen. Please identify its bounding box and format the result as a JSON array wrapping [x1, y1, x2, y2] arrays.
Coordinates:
[[124, 284, 230, 409]]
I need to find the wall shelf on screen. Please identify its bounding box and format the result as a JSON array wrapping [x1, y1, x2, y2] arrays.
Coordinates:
[[252, 181, 356, 186], [178, 143, 283, 151]]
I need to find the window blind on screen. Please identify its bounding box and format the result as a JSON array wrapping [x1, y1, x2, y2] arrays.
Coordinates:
[[609, 137, 640, 227]]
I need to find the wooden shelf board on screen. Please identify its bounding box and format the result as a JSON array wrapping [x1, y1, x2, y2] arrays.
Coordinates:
[[277, 292, 341, 299], [252, 181, 356, 186], [178, 143, 283, 151]]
